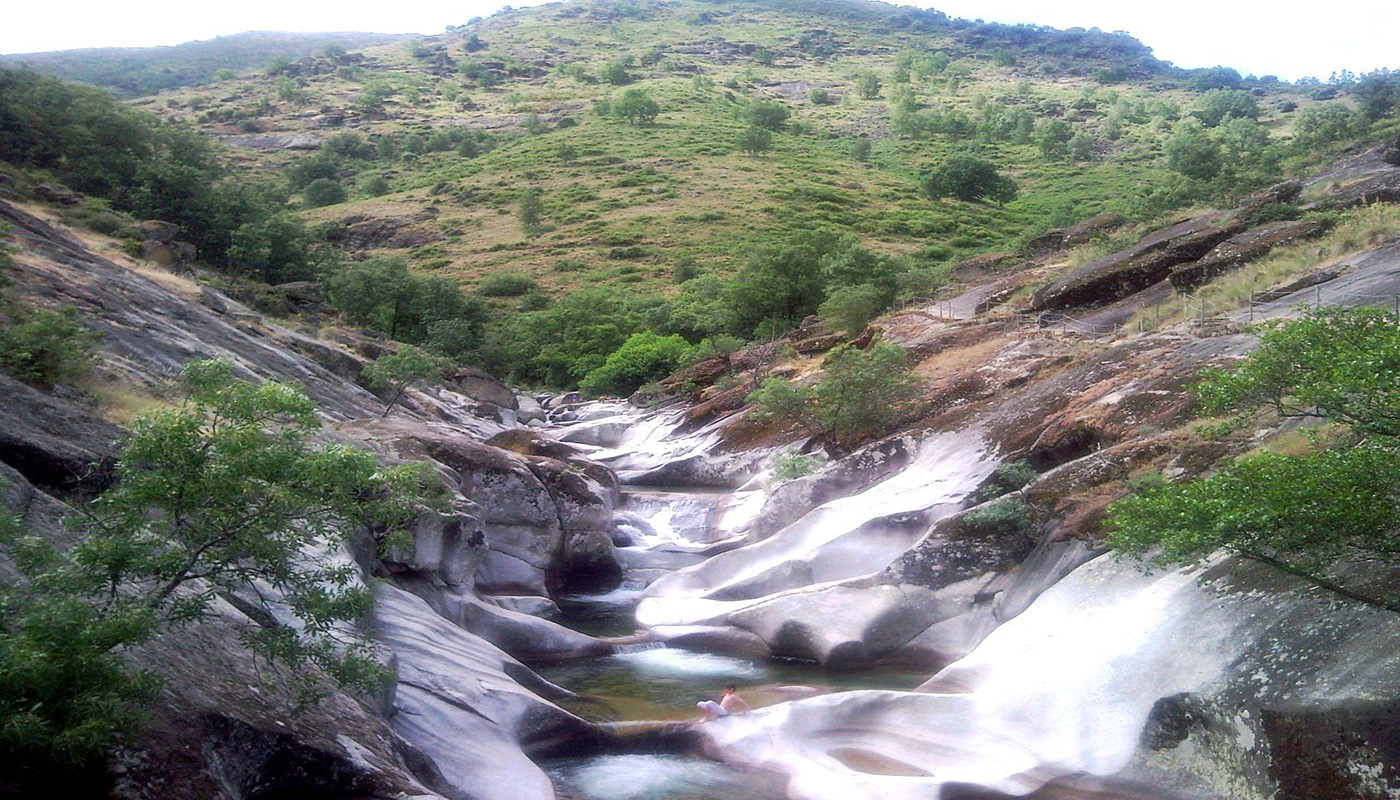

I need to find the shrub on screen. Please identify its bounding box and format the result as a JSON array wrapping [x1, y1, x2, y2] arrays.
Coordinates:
[[579, 331, 694, 396], [739, 125, 773, 155], [819, 284, 883, 337], [598, 56, 635, 85], [745, 98, 790, 131], [809, 87, 832, 105], [1165, 119, 1223, 181], [851, 136, 872, 162], [477, 273, 539, 297], [326, 257, 482, 342], [364, 345, 454, 416], [361, 174, 390, 196], [1247, 202, 1302, 226], [962, 496, 1032, 534], [980, 459, 1037, 500], [0, 308, 100, 385], [855, 72, 882, 99], [772, 451, 822, 482], [1191, 89, 1260, 128], [518, 188, 545, 233], [615, 88, 660, 125], [922, 157, 1018, 204], [301, 178, 346, 208], [748, 342, 921, 453]]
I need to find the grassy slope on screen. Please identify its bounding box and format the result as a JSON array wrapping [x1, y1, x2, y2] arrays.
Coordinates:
[[134, 0, 1329, 304]]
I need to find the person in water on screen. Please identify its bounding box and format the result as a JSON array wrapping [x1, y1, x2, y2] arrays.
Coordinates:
[[720, 684, 750, 715], [697, 685, 751, 721]]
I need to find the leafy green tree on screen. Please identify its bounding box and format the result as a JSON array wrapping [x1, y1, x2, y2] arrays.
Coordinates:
[[851, 136, 872, 162], [615, 88, 660, 125], [922, 156, 1018, 203], [661, 275, 736, 340], [1293, 104, 1360, 149], [809, 87, 832, 105], [505, 287, 663, 386], [579, 331, 695, 396], [1068, 130, 1094, 161], [301, 177, 346, 208], [598, 55, 635, 85], [1165, 118, 1223, 181], [326, 257, 473, 342], [364, 345, 454, 417], [726, 230, 844, 335], [1035, 118, 1073, 160], [0, 361, 423, 775], [0, 308, 100, 385], [819, 284, 883, 338], [739, 125, 773, 155], [1108, 308, 1400, 612], [1353, 70, 1400, 121], [518, 188, 545, 233], [1191, 89, 1260, 127], [772, 450, 822, 481], [855, 72, 882, 99], [748, 342, 922, 453], [745, 98, 790, 131]]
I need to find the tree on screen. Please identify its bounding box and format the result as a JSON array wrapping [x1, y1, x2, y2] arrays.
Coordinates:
[[745, 98, 790, 130], [364, 345, 454, 417], [726, 230, 844, 335], [748, 342, 922, 453], [301, 177, 346, 208], [851, 136, 872, 162], [1108, 308, 1400, 613], [1035, 118, 1073, 160], [326, 257, 474, 342], [579, 331, 695, 397], [0, 308, 99, 385], [1293, 104, 1360, 149], [809, 87, 832, 105], [0, 361, 423, 774], [1068, 130, 1094, 161], [1191, 89, 1259, 128], [739, 125, 773, 155], [1353, 70, 1400, 121], [922, 156, 1018, 203], [855, 72, 882, 100], [615, 88, 660, 125], [1165, 119, 1223, 181], [518, 188, 545, 233], [598, 55, 635, 85], [819, 284, 883, 338]]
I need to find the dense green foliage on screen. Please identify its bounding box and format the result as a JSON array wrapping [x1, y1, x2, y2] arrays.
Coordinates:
[[1108, 308, 1400, 612], [748, 341, 922, 452], [0, 32, 404, 96], [0, 67, 316, 283], [0, 308, 99, 385], [326, 257, 486, 344], [772, 450, 823, 481], [364, 345, 455, 416], [0, 361, 424, 774], [923, 157, 1018, 203], [578, 331, 695, 396]]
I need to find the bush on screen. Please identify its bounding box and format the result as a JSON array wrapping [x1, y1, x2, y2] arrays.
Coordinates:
[[579, 331, 695, 396], [851, 136, 872, 162], [922, 157, 1018, 204], [301, 177, 346, 208], [615, 88, 660, 125], [362, 174, 390, 196], [1247, 202, 1302, 226], [748, 342, 921, 453], [477, 273, 539, 297], [1191, 89, 1259, 128], [809, 87, 832, 105], [364, 345, 454, 416], [962, 496, 1032, 534], [1165, 119, 1223, 181], [598, 56, 635, 85], [326, 257, 482, 342], [772, 451, 822, 481], [980, 459, 1037, 500], [0, 308, 99, 385], [739, 125, 773, 155], [819, 284, 883, 337], [745, 98, 790, 131], [855, 72, 882, 99], [518, 188, 545, 233]]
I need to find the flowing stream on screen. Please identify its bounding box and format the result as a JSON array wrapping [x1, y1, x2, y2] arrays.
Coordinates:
[[532, 404, 937, 799]]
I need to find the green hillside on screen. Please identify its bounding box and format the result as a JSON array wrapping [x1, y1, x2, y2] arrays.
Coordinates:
[[1, 31, 409, 96], [8, 0, 1399, 389]]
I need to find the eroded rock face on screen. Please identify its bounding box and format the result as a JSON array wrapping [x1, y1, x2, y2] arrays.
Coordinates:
[[1032, 212, 1244, 311], [1024, 211, 1129, 257], [1169, 218, 1326, 291], [0, 373, 124, 495]]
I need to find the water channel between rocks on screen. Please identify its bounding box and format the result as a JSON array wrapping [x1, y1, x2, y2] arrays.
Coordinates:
[[537, 589, 927, 800]]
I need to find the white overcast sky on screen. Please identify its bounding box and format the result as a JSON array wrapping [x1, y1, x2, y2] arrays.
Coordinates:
[[2, 0, 1395, 81]]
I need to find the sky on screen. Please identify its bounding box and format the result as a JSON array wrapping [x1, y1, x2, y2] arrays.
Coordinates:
[[2, 0, 1395, 81]]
